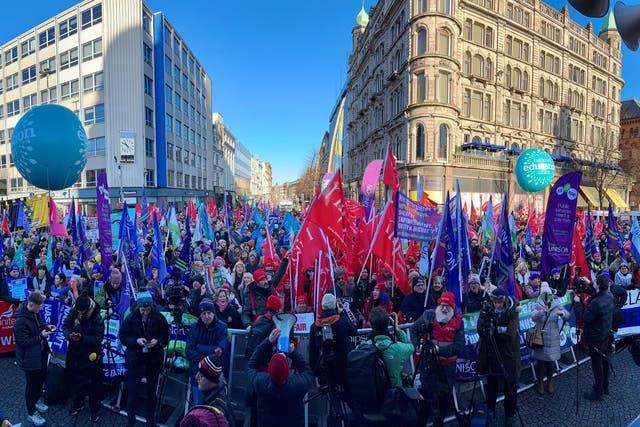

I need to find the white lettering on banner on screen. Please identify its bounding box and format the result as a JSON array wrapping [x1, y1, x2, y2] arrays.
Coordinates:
[[0, 335, 14, 346], [624, 289, 640, 308]]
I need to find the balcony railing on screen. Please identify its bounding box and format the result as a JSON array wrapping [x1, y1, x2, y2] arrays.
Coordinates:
[[453, 153, 511, 170]]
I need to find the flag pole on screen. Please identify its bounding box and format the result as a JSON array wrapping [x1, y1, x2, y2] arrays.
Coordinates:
[[356, 201, 390, 285]]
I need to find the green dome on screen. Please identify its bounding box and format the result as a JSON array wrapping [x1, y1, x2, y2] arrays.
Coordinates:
[[356, 5, 369, 27]]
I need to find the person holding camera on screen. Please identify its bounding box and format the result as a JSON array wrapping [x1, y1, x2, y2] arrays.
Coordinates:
[[62, 293, 104, 421], [573, 273, 616, 401], [531, 282, 570, 395], [309, 294, 357, 393], [13, 291, 54, 427], [247, 328, 314, 427], [411, 291, 464, 427], [476, 288, 521, 427], [118, 294, 170, 427]]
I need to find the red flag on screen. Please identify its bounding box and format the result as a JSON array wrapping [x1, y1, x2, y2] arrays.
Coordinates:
[[470, 201, 477, 225], [570, 224, 589, 282], [371, 200, 396, 269], [382, 144, 400, 191], [306, 170, 346, 247], [421, 192, 438, 208], [262, 225, 281, 267], [387, 238, 410, 295], [1, 212, 9, 235]]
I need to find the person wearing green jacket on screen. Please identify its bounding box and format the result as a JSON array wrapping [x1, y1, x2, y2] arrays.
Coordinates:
[[365, 307, 414, 423]]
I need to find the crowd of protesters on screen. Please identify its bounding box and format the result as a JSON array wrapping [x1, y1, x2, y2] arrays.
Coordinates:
[[0, 198, 635, 427]]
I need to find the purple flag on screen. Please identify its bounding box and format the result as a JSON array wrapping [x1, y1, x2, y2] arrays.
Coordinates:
[[443, 192, 462, 309], [96, 171, 113, 276], [541, 171, 582, 275], [360, 160, 383, 221], [607, 204, 627, 261]]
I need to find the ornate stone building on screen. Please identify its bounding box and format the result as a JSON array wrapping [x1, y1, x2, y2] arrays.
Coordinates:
[[345, 0, 627, 210]]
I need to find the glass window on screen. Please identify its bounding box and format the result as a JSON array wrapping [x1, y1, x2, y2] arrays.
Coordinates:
[[143, 43, 152, 65], [438, 124, 448, 159], [84, 104, 104, 125], [165, 56, 172, 74], [142, 11, 152, 34], [38, 27, 55, 49], [416, 73, 426, 102], [82, 38, 102, 62], [5, 47, 18, 65], [87, 136, 106, 156], [21, 38, 35, 58], [416, 125, 425, 160], [145, 107, 153, 127], [22, 94, 37, 112], [145, 138, 154, 157], [59, 16, 78, 40], [81, 4, 102, 29], [7, 100, 20, 117], [438, 29, 450, 55], [417, 0, 428, 13], [60, 48, 79, 70], [417, 29, 427, 54], [22, 66, 36, 84], [144, 75, 153, 96]]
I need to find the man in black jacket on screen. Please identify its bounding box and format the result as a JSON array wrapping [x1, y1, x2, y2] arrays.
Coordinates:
[[308, 293, 357, 392], [13, 291, 55, 427], [62, 294, 104, 422], [119, 295, 170, 427], [574, 273, 616, 401]]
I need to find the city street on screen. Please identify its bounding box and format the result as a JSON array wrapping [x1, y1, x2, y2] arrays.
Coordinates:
[[1, 349, 639, 426]]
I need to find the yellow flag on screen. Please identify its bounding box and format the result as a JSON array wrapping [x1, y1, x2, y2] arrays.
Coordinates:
[[26, 194, 50, 228]]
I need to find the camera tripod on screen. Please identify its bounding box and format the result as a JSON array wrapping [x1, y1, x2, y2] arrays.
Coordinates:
[[303, 385, 350, 427]]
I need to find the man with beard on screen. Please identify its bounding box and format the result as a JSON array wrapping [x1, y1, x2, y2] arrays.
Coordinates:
[[411, 292, 464, 427]]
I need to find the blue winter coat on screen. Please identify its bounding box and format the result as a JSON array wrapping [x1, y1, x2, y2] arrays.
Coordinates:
[[185, 317, 229, 379], [248, 338, 313, 427]]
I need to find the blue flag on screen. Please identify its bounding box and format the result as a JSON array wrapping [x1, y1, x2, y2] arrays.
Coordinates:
[[630, 216, 640, 267], [152, 215, 168, 293], [585, 205, 597, 263], [456, 180, 472, 294], [495, 195, 516, 297], [118, 203, 138, 283], [175, 218, 193, 283], [69, 197, 77, 245], [15, 200, 30, 234], [607, 204, 626, 261]]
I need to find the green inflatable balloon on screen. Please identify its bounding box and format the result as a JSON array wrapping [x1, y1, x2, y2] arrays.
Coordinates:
[[514, 148, 555, 192], [11, 105, 88, 191]]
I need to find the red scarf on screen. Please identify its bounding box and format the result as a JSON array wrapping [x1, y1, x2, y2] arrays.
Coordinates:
[[216, 300, 230, 313]]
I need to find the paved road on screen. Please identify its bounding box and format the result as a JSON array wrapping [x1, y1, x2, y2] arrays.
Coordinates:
[[1, 349, 639, 426]]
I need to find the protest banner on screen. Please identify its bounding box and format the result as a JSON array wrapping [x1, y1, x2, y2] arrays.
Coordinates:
[[8, 278, 27, 301], [293, 312, 315, 334], [0, 302, 17, 353], [394, 190, 440, 242]]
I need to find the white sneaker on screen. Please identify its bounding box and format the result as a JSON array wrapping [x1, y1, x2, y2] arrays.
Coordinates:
[[27, 411, 47, 426], [35, 400, 49, 413]]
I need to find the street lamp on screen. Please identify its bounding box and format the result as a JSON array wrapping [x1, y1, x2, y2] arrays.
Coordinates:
[[39, 67, 53, 90]]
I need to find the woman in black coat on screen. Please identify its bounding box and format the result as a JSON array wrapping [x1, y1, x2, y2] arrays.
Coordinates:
[[62, 294, 104, 420], [213, 287, 243, 329]]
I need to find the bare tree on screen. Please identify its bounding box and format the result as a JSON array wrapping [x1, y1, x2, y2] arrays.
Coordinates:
[[294, 147, 321, 203], [572, 137, 622, 210]]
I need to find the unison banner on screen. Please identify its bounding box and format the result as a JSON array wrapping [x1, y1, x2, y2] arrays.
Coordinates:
[[96, 171, 113, 275], [540, 171, 582, 274], [394, 190, 440, 242]]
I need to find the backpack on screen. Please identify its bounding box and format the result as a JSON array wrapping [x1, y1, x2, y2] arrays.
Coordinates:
[[345, 341, 391, 414]]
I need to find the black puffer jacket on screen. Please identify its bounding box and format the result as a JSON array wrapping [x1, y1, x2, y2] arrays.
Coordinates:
[[62, 301, 104, 391], [13, 303, 49, 370], [574, 289, 616, 346], [118, 305, 170, 367]]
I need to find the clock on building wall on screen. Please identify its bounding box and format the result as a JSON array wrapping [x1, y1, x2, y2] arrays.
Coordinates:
[[119, 131, 135, 163]]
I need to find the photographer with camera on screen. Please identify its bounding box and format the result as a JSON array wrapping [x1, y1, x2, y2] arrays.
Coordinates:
[[62, 292, 104, 422], [309, 294, 357, 398], [573, 273, 616, 401], [476, 288, 521, 427], [411, 291, 464, 427]]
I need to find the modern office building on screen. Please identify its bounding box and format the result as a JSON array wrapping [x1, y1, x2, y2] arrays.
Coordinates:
[[344, 0, 628, 211], [0, 0, 217, 205]]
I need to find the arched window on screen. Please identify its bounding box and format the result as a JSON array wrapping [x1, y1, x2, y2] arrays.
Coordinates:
[[540, 78, 545, 98], [472, 54, 483, 77], [522, 71, 529, 91], [438, 124, 449, 159], [485, 58, 493, 80], [416, 125, 425, 160], [513, 68, 522, 89], [546, 79, 553, 99], [464, 51, 471, 75], [553, 83, 559, 101], [417, 0, 428, 13], [438, 29, 451, 55], [417, 29, 427, 54], [505, 65, 511, 87]]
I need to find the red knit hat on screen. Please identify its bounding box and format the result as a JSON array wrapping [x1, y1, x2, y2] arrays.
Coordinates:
[[268, 353, 289, 386], [375, 282, 386, 292], [296, 295, 308, 305], [253, 269, 268, 283], [438, 291, 455, 308], [266, 295, 282, 312]]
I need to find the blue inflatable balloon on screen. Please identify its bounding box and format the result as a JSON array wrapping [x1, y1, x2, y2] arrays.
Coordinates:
[[514, 148, 555, 192], [11, 105, 88, 191]]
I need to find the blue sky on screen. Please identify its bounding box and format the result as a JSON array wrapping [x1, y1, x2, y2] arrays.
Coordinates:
[[0, 1, 636, 184]]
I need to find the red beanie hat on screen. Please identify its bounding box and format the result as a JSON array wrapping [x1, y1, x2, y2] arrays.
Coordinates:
[[438, 291, 455, 308], [268, 353, 289, 386], [296, 295, 308, 305], [266, 295, 282, 312], [253, 269, 267, 283], [375, 281, 386, 292]]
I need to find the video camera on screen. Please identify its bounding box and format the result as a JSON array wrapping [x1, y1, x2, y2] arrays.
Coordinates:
[[572, 273, 594, 296], [478, 300, 498, 337], [165, 282, 187, 325]]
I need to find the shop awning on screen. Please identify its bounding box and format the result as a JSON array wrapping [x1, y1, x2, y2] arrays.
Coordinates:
[[605, 188, 628, 209], [579, 186, 600, 207], [576, 191, 588, 208]]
